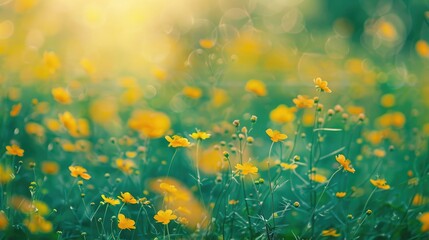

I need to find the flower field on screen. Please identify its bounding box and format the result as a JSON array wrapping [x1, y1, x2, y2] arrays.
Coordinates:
[[1, 0, 429, 239]]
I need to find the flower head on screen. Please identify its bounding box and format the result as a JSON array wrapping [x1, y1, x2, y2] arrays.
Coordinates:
[[335, 192, 347, 198], [321, 228, 340, 237], [235, 162, 258, 176], [69, 166, 91, 180], [418, 212, 429, 232], [269, 104, 296, 124], [118, 192, 138, 204], [280, 163, 298, 170], [245, 79, 267, 96], [314, 77, 332, 93], [10, 103, 22, 117], [154, 209, 177, 225], [165, 135, 191, 148], [190, 131, 211, 140], [0, 211, 8, 230], [118, 214, 136, 230], [6, 144, 24, 157], [52, 87, 72, 104], [101, 195, 120, 206], [293, 95, 314, 108], [266, 129, 288, 142], [370, 178, 390, 190], [335, 154, 355, 173]]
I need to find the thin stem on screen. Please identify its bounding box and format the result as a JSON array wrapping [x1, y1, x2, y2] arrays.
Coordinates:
[[166, 149, 178, 178], [314, 168, 342, 209], [267, 141, 276, 231]]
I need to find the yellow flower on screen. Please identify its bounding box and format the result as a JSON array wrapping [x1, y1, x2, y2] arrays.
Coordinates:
[[190, 131, 211, 140], [335, 192, 347, 198], [314, 77, 332, 93], [10, 103, 22, 117], [335, 154, 355, 173], [25, 122, 45, 137], [183, 86, 203, 99], [24, 215, 52, 234], [6, 144, 24, 157], [102, 195, 120, 206], [269, 104, 296, 124], [165, 135, 191, 148], [118, 192, 138, 204], [59, 111, 77, 133], [116, 158, 136, 175], [43, 51, 61, 74], [199, 39, 216, 49], [235, 162, 258, 176], [370, 178, 390, 190], [128, 110, 171, 138], [416, 40, 429, 58], [266, 128, 288, 142], [321, 228, 340, 237], [0, 211, 8, 230], [245, 79, 267, 96], [228, 199, 239, 205], [280, 163, 298, 170], [0, 165, 13, 184], [154, 209, 177, 225], [118, 213, 136, 230], [160, 183, 178, 194], [41, 161, 59, 175], [418, 212, 429, 232], [51, 87, 72, 104], [310, 173, 327, 183], [69, 166, 91, 180], [293, 95, 314, 108]]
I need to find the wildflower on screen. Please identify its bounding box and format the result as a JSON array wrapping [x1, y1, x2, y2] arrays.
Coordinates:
[[25, 122, 45, 137], [370, 178, 390, 190], [177, 217, 189, 225], [154, 209, 177, 225], [51, 87, 72, 104], [117, 214, 136, 230], [418, 212, 429, 232], [69, 166, 91, 180], [43, 51, 61, 74], [310, 173, 327, 183], [6, 144, 24, 157], [0, 165, 13, 184], [228, 200, 239, 205], [59, 111, 77, 133], [165, 135, 191, 148], [118, 192, 138, 204], [190, 131, 211, 140], [313, 77, 332, 93], [0, 211, 8, 230], [160, 183, 178, 194], [245, 79, 267, 96], [41, 161, 59, 175], [10, 103, 22, 117], [24, 215, 52, 233], [416, 40, 429, 58], [199, 39, 215, 49], [101, 195, 120, 206], [235, 162, 258, 176], [321, 228, 340, 237], [280, 163, 298, 170], [266, 128, 288, 142], [335, 192, 347, 198], [116, 158, 136, 175], [335, 154, 355, 173], [293, 95, 314, 108], [128, 110, 171, 138], [269, 104, 296, 124], [183, 86, 202, 99]]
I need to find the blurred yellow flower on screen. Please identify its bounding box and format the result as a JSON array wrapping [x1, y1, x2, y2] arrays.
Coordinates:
[[0, 165, 13, 184], [10, 103, 22, 117], [160, 183, 178, 194], [190, 131, 211, 140], [199, 39, 216, 49], [59, 111, 77, 132], [313, 77, 332, 93], [118, 214, 136, 230], [321, 228, 340, 237], [235, 162, 258, 176], [335, 192, 346, 198], [269, 104, 296, 124], [370, 178, 390, 190], [128, 110, 171, 138], [6, 144, 24, 157], [416, 40, 429, 58], [418, 212, 429, 232], [51, 87, 72, 104], [25, 122, 45, 137], [118, 192, 138, 204], [165, 135, 191, 148], [310, 173, 327, 183], [335, 154, 355, 173], [154, 209, 177, 225], [14, 0, 38, 13], [41, 161, 59, 175], [245, 79, 267, 96], [212, 88, 229, 107], [116, 158, 136, 175], [0, 211, 7, 230], [24, 215, 52, 234], [102, 195, 120, 206], [380, 94, 395, 108], [80, 58, 96, 76], [43, 51, 61, 74], [265, 128, 288, 142], [377, 112, 406, 128], [44, 118, 61, 132], [69, 166, 91, 180], [183, 86, 202, 99], [280, 163, 298, 170], [293, 95, 314, 108]]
